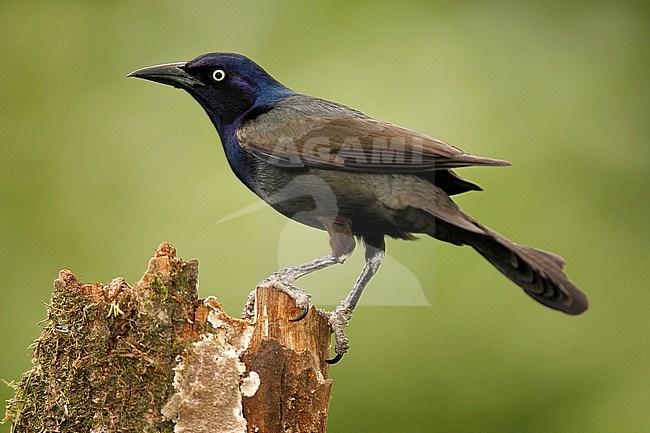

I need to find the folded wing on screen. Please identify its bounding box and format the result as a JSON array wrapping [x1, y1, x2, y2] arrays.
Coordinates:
[[237, 100, 510, 173]]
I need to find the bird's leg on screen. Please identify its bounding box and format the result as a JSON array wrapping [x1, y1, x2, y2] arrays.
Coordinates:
[[262, 254, 343, 321], [242, 217, 355, 320], [322, 235, 385, 364]]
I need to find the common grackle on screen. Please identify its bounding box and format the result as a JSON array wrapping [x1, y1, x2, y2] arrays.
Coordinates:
[[129, 53, 588, 363]]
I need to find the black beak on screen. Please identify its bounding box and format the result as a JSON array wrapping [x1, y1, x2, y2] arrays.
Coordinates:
[[128, 62, 199, 89]]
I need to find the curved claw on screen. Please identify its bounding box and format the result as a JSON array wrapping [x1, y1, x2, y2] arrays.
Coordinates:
[[325, 353, 344, 364], [289, 306, 310, 322]]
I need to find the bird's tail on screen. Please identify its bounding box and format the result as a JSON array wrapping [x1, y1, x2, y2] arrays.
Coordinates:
[[463, 223, 588, 314], [419, 195, 588, 314]]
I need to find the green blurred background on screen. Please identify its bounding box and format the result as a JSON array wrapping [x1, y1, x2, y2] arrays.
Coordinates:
[[1, 1, 649, 432]]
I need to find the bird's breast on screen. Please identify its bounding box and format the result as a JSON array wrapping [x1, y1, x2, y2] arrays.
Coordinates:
[[219, 132, 261, 192]]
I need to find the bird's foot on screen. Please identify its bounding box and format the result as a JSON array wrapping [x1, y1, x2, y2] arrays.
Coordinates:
[[241, 274, 312, 321], [319, 306, 352, 364]]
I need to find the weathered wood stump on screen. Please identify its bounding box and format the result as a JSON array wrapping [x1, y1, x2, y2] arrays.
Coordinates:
[[4, 242, 333, 433]]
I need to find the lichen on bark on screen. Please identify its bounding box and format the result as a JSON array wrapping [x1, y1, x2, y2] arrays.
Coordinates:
[[4, 242, 334, 433]]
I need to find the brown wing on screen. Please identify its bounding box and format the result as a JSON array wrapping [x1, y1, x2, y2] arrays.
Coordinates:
[[237, 114, 510, 172]]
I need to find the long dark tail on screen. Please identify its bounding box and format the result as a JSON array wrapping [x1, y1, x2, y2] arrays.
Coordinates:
[[465, 223, 588, 314], [418, 193, 588, 314]]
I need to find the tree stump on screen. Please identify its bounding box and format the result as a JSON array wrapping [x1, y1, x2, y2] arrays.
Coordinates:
[[3, 242, 333, 433]]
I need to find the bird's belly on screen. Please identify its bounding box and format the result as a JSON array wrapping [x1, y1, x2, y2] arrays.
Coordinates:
[[251, 164, 417, 238]]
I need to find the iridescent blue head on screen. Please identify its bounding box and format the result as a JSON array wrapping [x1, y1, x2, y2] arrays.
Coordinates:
[[129, 52, 295, 134]]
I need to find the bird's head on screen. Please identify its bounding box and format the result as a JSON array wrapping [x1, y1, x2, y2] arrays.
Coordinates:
[[129, 52, 294, 133]]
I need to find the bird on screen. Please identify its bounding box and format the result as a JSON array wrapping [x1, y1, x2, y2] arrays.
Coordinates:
[[129, 52, 588, 363]]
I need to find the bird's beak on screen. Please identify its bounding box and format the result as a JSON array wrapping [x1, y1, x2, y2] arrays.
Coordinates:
[[127, 62, 199, 89]]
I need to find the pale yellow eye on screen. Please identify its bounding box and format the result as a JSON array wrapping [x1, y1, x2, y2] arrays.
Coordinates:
[[212, 69, 226, 82]]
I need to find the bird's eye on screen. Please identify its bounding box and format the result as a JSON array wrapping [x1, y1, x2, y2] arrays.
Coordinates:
[[212, 69, 226, 82]]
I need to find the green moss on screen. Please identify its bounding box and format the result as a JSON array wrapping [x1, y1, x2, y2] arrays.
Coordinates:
[[4, 248, 201, 433]]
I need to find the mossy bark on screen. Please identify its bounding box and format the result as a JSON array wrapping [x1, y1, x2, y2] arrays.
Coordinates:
[[4, 243, 333, 433]]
